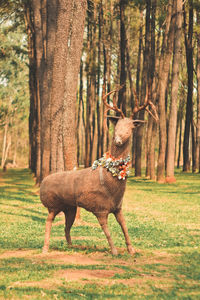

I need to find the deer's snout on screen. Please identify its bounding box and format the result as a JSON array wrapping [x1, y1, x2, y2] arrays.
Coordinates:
[[115, 136, 123, 146]]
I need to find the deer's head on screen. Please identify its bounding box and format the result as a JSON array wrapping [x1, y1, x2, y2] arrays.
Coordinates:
[[103, 86, 158, 147]]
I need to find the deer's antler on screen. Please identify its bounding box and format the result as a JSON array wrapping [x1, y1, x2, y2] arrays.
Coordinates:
[[103, 85, 125, 119], [131, 86, 159, 122]]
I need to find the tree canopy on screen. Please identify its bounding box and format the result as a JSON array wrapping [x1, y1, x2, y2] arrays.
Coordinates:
[[0, 0, 200, 182]]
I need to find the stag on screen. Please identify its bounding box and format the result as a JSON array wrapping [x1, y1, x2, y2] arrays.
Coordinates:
[[40, 87, 158, 255]]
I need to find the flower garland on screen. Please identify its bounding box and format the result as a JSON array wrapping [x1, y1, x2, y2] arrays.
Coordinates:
[[92, 152, 130, 180]]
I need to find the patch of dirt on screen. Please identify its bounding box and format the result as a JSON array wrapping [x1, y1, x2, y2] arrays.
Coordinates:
[[59, 269, 120, 281], [7, 278, 62, 290], [0, 248, 179, 268], [0, 249, 109, 268], [0, 249, 36, 259], [39, 250, 105, 265], [7, 269, 123, 290], [0, 248, 179, 291]]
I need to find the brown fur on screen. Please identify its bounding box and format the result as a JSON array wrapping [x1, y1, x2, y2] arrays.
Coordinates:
[[40, 118, 142, 255]]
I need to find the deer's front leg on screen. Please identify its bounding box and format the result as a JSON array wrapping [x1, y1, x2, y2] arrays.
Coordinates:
[[95, 213, 118, 255], [114, 209, 135, 255]]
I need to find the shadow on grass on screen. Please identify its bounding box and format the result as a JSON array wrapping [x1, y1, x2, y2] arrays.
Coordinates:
[[128, 171, 200, 197], [0, 209, 45, 223]]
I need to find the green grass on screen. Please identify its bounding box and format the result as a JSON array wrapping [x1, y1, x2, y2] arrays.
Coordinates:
[[0, 168, 200, 299]]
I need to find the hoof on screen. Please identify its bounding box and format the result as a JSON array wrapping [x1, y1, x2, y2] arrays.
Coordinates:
[[111, 248, 118, 256], [127, 245, 136, 255], [67, 241, 72, 246], [42, 247, 49, 254]]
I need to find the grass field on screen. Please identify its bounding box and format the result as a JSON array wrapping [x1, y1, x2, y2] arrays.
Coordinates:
[[0, 168, 200, 299]]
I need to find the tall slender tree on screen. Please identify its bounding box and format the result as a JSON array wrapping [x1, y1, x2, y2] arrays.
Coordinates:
[[166, 0, 183, 182], [183, 0, 194, 172], [157, 0, 175, 182], [135, 0, 151, 177], [196, 7, 200, 172], [118, 0, 127, 115]]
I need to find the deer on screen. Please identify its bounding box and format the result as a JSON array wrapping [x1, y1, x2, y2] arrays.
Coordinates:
[[40, 86, 158, 255]]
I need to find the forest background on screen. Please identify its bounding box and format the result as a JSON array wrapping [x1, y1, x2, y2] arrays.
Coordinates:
[[0, 0, 200, 184]]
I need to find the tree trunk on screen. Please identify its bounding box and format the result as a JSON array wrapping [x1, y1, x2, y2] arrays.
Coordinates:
[[62, 0, 87, 170], [126, 37, 135, 167], [28, 0, 87, 182], [1, 117, 8, 168], [96, 1, 102, 159], [183, 0, 194, 172], [166, 0, 183, 182], [40, 0, 53, 181], [197, 10, 200, 172], [177, 118, 183, 168], [49, 1, 72, 173], [102, 47, 107, 154], [149, 18, 161, 180], [89, 3, 97, 165], [24, 2, 38, 175], [135, 0, 151, 177], [176, 97, 184, 168], [4, 136, 11, 168], [31, 0, 43, 182], [132, 13, 143, 168], [118, 0, 127, 115], [146, 0, 156, 178], [85, 13, 92, 168], [77, 60, 83, 166], [157, 0, 175, 182]]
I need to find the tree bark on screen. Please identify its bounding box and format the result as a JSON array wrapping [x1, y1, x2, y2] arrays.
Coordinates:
[[77, 59, 84, 166], [24, 2, 37, 175], [146, 0, 156, 178], [166, 0, 183, 182], [197, 10, 200, 172], [183, 0, 194, 172], [132, 12, 143, 168], [118, 0, 127, 115], [157, 0, 175, 182], [62, 0, 87, 170], [49, 1, 72, 173], [31, 0, 43, 182], [96, 1, 102, 159], [1, 117, 8, 168], [176, 96, 184, 168], [40, 0, 53, 181], [28, 0, 87, 182], [135, 0, 151, 177]]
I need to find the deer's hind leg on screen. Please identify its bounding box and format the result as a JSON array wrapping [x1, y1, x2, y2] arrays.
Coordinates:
[[43, 210, 59, 253], [114, 209, 135, 255], [95, 213, 118, 255], [64, 206, 77, 245]]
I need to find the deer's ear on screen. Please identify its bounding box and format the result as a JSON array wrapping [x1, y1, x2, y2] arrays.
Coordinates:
[[107, 116, 121, 125], [132, 120, 146, 128]]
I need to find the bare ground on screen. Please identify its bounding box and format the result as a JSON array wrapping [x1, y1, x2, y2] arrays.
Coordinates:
[[0, 247, 178, 291]]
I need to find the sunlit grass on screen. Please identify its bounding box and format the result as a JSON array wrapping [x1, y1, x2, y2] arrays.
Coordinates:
[[0, 168, 200, 299]]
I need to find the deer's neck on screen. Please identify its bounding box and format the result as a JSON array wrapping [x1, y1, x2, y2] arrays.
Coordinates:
[[110, 138, 130, 159]]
